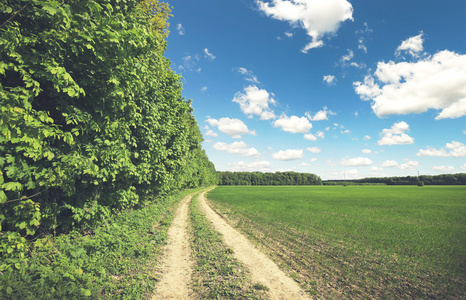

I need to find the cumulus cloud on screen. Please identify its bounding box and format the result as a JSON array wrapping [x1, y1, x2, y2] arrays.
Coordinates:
[[362, 149, 372, 154], [377, 121, 414, 145], [381, 160, 398, 167], [233, 85, 276, 120], [237, 67, 260, 84], [306, 147, 321, 153], [273, 114, 312, 133], [433, 166, 456, 173], [304, 133, 317, 141], [204, 48, 216, 60], [213, 141, 260, 156], [340, 157, 372, 166], [205, 129, 218, 137], [256, 0, 353, 52], [363, 135, 371, 140], [316, 131, 325, 139], [354, 49, 466, 120], [323, 75, 336, 86], [417, 141, 466, 157], [306, 106, 335, 121], [399, 160, 419, 170], [229, 160, 271, 172], [395, 32, 424, 57], [461, 163, 466, 171], [272, 149, 304, 161], [177, 24, 185, 35], [206, 117, 256, 138]]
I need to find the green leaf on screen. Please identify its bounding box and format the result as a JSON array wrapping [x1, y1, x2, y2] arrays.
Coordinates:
[[43, 6, 58, 15], [0, 190, 6, 204], [1, 182, 22, 192], [6, 287, 12, 295]]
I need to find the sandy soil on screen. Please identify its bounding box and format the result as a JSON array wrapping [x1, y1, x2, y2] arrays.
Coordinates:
[[198, 191, 310, 300], [152, 195, 193, 300]]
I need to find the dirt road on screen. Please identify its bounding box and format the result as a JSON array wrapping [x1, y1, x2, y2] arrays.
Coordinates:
[[198, 191, 310, 300], [153, 190, 309, 299], [152, 195, 193, 300]]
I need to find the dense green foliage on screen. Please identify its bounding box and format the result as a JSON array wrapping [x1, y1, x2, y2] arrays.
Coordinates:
[[0, 189, 196, 299], [217, 171, 322, 186], [324, 173, 466, 185], [189, 194, 265, 299], [207, 186, 466, 298], [0, 0, 216, 294]]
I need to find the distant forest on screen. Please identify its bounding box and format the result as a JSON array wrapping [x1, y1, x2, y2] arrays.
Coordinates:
[[217, 171, 322, 186], [217, 172, 466, 186], [324, 173, 466, 185]]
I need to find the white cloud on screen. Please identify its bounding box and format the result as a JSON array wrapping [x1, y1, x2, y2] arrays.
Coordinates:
[[272, 149, 304, 161], [398, 160, 419, 170], [177, 24, 185, 35], [354, 50, 466, 120], [371, 166, 383, 171], [363, 135, 371, 140], [306, 147, 321, 153], [213, 141, 260, 156], [273, 114, 312, 133], [229, 160, 271, 172], [257, 0, 353, 52], [377, 121, 414, 145], [304, 133, 317, 141], [237, 67, 260, 84], [206, 117, 256, 138], [358, 38, 367, 53], [395, 32, 424, 57], [341, 49, 354, 63], [461, 163, 466, 171], [306, 106, 335, 121], [381, 160, 398, 167], [233, 85, 276, 120], [299, 162, 310, 167], [341, 129, 350, 134], [204, 48, 216, 60], [432, 166, 456, 173], [362, 149, 372, 154], [323, 75, 336, 86], [417, 141, 466, 157], [205, 129, 218, 137], [201, 86, 208, 92], [310, 158, 317, 162], [340, 157, 372, 166], [285, 32, 293, 37], [316, 131, 325, 139]]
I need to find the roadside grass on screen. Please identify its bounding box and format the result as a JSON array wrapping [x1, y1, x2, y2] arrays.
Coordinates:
[[189, 194, 267, 299], [207, 185, 466, 299], [0, 188, 204, 299]]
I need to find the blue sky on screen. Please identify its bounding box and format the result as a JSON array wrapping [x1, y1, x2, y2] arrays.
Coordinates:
[[164, 0, 466, 180]]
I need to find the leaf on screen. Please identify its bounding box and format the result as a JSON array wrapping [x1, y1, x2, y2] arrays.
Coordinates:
[[0, 190, 7, 204], [6, 287, 12, 295], [43, 6, 58, 15], [1, 182, 22, 192]]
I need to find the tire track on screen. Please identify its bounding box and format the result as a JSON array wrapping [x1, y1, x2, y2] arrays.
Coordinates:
[[198, 191, 310, 300], [152, 194, 193, 300]]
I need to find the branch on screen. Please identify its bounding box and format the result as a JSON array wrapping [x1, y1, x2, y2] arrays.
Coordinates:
[[0, 3, 28, 29], [3, 188, 49, 204]]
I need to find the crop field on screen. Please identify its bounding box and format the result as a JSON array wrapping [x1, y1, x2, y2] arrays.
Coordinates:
[[206, 186, 466, 299]]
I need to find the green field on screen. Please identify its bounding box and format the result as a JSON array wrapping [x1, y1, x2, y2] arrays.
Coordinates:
[[207, 186, 466, 298]]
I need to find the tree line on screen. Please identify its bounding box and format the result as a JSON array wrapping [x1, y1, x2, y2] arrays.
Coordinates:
[[0, 0, 216, 258], [324, 173, 466, 185], [217, 171, 322, 186]]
